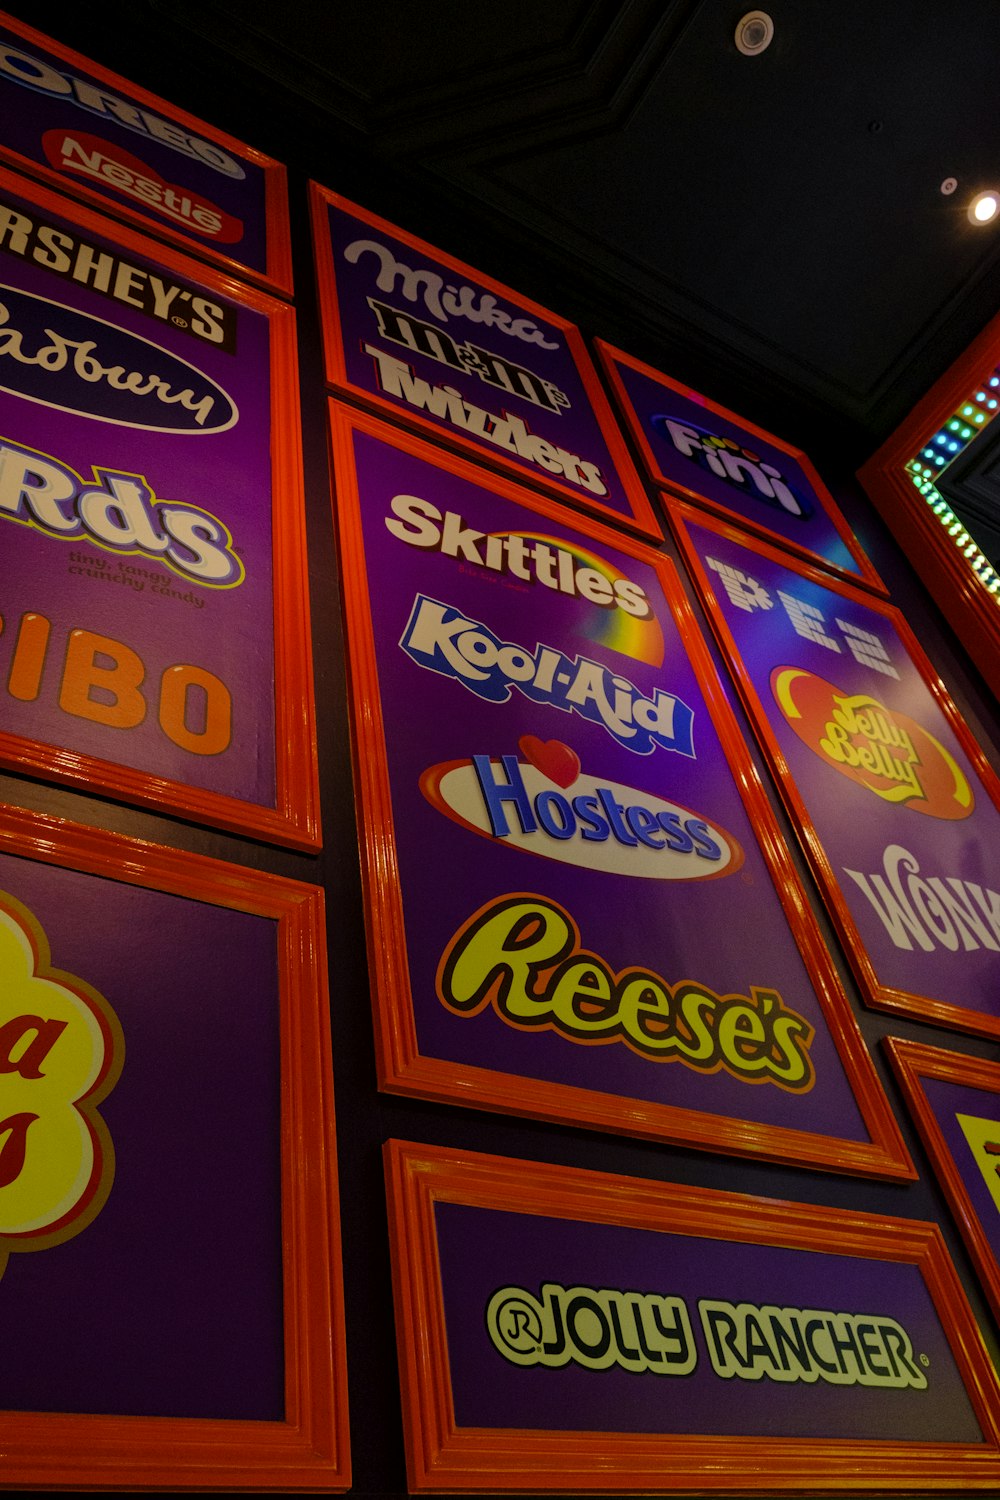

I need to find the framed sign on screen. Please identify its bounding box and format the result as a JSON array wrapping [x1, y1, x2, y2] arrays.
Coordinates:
[[886, 1038, 1000, 1332], [596, 340, 885, 590], [0, 802, 349, 1490], [330, 403, 909, 1177], [0, 11, 291, 294], [669, 500, 1000, 1039], [0, 166, 319, 848], [384, 1139, 1000, 1494], [311, 185, 659, 536]]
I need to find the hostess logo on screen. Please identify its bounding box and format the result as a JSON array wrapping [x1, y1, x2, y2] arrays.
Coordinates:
[[421, 744, 740, 880], [653, 414, 812, 519], [0, 283, 236, 432]]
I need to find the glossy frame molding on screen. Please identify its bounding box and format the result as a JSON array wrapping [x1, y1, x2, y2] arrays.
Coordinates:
[[668, 498, 1000, 1039], [886, 1038, 1000, 1330], [330, 401, 910, 1178], [384, 1139, 1000, 1494], [0, 10, 293, 295], [0, 168, 319, 849], [0, 802, 349, 1490], [310, 183, 660, 536], [596, 339, 886, 592], [859, 308, 1000, 702]]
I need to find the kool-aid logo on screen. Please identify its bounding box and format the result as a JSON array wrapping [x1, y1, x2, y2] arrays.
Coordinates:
[[0, 891, 122, 1277], [772, 668, 974, 820], [0, 283, 237, 432], [654, 415, 811, 519], [420, 742, 740, 880]]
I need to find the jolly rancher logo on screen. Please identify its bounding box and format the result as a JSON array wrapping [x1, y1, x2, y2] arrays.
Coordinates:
[[772, 668, 974, 820], [0, 891, 122, 1278], [436, 892, 815, 1090]]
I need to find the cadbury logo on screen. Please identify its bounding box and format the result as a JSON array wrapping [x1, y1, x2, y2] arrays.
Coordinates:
[[0, 283, 237, 432]]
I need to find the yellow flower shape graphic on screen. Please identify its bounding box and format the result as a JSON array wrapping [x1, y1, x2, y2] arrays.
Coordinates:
[[0, 890, 123, 1280]]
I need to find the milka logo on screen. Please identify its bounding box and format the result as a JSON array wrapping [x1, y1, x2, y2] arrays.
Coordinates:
[[401, 596, 692, 757], [344, 237, 558, 348], [421, 747, 740, 881], [0, 435, 243, 587], [487, 1283, 696, 1375], [773, 668, 974, 820], [0, 283, 236, 432], [438, 893, 815, 1088], [0, 891, 123, 1277], [655, 415, 811, 518], [844, 845, 1000, 954]]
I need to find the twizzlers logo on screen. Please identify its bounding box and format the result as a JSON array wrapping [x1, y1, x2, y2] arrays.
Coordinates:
[[0, 891, 123, 1278]]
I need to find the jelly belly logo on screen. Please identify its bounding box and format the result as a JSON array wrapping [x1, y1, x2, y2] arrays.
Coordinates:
[[437, 892, 815, 1088], [486, 1282, 928, 1390], [43, 132, 244, 244], [772, 668, 974, 819], [420, 742, 741, 880], [0, 283, 237, 432], [653, 415, 812, 519], [0, 891, 123, 1278]]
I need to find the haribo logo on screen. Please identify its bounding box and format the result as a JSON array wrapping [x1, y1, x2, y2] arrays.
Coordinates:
[[773, 668, 974, 819], [0, 891, 123, 1276], [654, 416, 812, 518]]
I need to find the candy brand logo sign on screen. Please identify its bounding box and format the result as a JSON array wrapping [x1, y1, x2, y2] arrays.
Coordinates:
[[773, 668, 974, 819], [344, 236, 558, 348], [0, 891, 122, 1278], [400, 595, 692, 756], [844, 845, 1000, 955], [0, 283, 237, 432], [486, 1282, 927, 1389], [421, 748, 741, 880], [43, 132, 244, 244], [654, 415, 811, 518], [0, 41, 245, 178], [0, 434, 243, 587], [437, 893, 815, 1088]]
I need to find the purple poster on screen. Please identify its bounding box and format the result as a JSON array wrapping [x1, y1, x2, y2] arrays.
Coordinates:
[[333, 407, 907, 1174], [386, 1142, 1000, 1492], [598, 341, 883, 588], [0, 14, 287, 289], [0, 168, 316, 846], [313, 186, 658, 534], [677, 508, 1000, 1034]]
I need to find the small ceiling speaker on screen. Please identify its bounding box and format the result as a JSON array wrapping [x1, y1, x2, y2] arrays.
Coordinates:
[[735, 11, 774, 55]]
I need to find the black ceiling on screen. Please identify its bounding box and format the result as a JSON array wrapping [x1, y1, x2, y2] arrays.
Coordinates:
[[25, 1, 1000, 463]]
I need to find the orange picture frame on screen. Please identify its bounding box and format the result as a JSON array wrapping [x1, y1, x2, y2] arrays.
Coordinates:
[[0, 166, 319, 849], [330, 401, 910, 1179], [384, 1139, 1000, 1494], [0, 10, 292, 295], [0, 801, 349, 1490]]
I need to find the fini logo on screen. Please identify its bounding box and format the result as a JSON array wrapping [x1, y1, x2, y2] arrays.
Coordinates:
[[420, 738, 741, 879], [653, 414, 812, 519]]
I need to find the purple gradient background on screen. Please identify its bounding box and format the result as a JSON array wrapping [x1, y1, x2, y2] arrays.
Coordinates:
[[686, 520, 1000, 1015], [0, 180, 278, 806], [614, 359, 859, 575], [324, 199, 639, 518], [349, 425, 872, 1142], [0, 850, 285, 1420], [0, 21, 269, 274], [433, 1199, 983, 1442]]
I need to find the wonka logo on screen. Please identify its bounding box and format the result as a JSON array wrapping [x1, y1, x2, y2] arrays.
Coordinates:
[[0, 891, 123, 1277], [400, 595, 693, 756], [438, 893, 815, 1088], [487, 1282, 696, 1375], [773, 669, 973, 819], [654, 415, 811, 517], [0, 283, 236, 432], [43, 132, 244, 244], [420, 749, 740, 880], [844, 845, 1000, 954]]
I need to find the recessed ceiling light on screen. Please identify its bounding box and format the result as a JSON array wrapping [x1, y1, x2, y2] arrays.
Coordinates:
[[968, 191, 1000, 225], [735, 11, 774, 56]]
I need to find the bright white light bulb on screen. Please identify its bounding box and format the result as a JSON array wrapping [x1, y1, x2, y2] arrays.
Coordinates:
[[968, 191, 1000, 224]]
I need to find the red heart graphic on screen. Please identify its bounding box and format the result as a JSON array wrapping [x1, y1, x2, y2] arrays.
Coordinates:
[[518, 736, 581, 789]]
